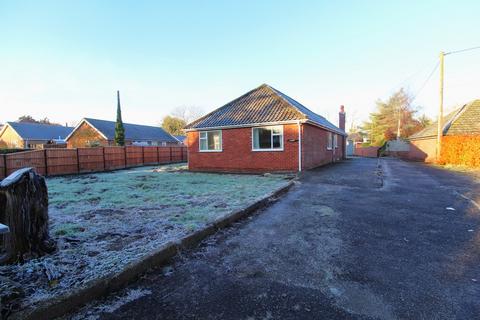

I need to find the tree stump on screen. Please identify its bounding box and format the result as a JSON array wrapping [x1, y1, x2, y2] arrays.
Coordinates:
[[0, 168, 56, 264]]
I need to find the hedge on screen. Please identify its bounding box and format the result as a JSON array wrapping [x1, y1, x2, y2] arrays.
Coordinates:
[[440, 136, 480, 167], [0, 148, 33, 154]]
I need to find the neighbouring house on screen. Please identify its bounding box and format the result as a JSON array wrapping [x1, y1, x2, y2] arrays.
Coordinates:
[[66, 118, 180, 148], [407, 99, 480, 165], [184, 84, 347, 173], [0, 122, 73, 149], [174, 135, 187, 145]]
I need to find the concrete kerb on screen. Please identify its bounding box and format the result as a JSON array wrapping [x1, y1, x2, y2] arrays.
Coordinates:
[[13, 180, 294, 320]]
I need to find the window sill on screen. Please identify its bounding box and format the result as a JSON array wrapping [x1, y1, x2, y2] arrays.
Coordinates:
[[199, 149, 222, 152], [252, 148, 284, 152], [327, 148, 333, 150]]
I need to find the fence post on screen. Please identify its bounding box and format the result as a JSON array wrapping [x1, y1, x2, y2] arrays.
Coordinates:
[[102, 147, 106, 170], [169, 147, 172, 163], [76, 148, 80, 173], [3, 154, 7, 178], [156, 147, 160, 164], [44, 149, 48, 176], [124, 146, 127, 168], [142, 147, 145, 165]]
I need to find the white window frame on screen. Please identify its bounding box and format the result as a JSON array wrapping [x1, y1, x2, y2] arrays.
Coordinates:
[[251, 125, 284, 152], [199, 130, 222, 152], [334, 134, 338, 149], [327, 132, 333, 150]]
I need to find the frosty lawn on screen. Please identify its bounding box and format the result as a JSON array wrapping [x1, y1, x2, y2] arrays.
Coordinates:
[[1, 164, 291, 313]]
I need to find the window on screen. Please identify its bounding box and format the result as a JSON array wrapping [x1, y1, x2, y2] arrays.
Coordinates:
[[252, 126, 283, 151], [334, 134, 338, 149], [199, 130, 222, 152], [327, 132, 333, 150]]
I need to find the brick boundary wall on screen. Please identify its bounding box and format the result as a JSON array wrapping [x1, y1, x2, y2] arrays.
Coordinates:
[[0, 146, 187, 179], [354, 146, 379, 158]]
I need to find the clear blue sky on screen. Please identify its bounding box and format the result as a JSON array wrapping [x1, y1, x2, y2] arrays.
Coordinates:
[[1, 1, 479, 129]]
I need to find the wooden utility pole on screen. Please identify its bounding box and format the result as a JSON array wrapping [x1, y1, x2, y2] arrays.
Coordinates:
[[436, 51, 445, 161]]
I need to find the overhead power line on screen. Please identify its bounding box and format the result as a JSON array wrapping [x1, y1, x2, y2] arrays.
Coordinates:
[[410, 61, 439, 103], [445, 45, 480, 55]]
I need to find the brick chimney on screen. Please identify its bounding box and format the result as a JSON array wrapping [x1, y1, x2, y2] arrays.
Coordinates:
[[339, 105, 346, 131]]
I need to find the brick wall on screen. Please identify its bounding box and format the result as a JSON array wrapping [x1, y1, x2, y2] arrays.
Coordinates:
[[187, 124, 299, 173], [67, 122, 109, 148], [354, 146, 379, 158], [301, 124, 343, 170], [187, 123, 344, 173], [0, 125, 24, 148], [408, 138, 437, 162]]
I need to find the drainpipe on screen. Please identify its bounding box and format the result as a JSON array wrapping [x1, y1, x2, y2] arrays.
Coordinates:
[[297, 121, 302, 172]]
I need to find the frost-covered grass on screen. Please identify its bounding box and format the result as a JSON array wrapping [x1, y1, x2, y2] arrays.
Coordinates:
[[0, 164, 291, 313]]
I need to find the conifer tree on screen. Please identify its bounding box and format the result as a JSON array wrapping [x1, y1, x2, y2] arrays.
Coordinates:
[[114, 90, 125, 146]]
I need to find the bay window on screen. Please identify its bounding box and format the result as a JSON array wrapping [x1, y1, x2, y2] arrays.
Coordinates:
[[199, 130, 222, 152], [252, 126, 283, 151]]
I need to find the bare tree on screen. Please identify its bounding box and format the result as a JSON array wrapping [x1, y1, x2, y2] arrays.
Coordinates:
[[172, 106, 204, 124]]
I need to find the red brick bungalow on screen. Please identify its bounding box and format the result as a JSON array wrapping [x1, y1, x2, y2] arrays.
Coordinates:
[[184, 84, 347, 173], [407, 99, 480, 166]]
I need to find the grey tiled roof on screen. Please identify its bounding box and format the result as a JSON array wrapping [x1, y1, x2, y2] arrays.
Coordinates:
[[446, 99, 480, 136], [84, 118, 178, 143], [7, 122, 73, 140], [185, 84, 346, 136], [408, 99, 480, 139], [174, 135, 186, 143]]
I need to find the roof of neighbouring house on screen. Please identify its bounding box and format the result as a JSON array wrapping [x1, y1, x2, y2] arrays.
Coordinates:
[[174, 135, 186, 143], [69, 118, 178, 143], [2, 122, 73, 140], [184, 84, 347, 136], [408, 99, 480, 140]]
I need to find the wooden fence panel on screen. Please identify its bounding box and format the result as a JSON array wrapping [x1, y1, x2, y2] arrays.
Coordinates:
[[171, 147, 183, 162], [182, 147, 188, 162], [104, 147, 126, 170], [78, 148, 104, 173], [125, 146, 143, 167], [143, 147, 158, 165], [0, 155, 6, 179], [46, 149, 79, 176], [0, 146, 187, 179], [158, 147, 172, 164], [5, 150, 46, 176]]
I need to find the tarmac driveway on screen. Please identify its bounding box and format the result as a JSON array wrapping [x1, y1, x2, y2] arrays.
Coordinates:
[[69, 157, 480, 320]]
